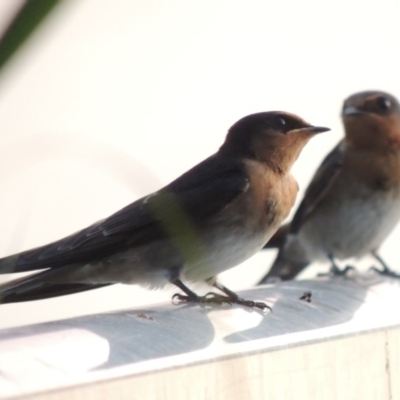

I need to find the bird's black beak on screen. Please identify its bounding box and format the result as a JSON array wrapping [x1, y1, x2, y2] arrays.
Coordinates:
[[342, 106, 365, 117], [288, 125, 330, 135], [307, 125, 331, 134]]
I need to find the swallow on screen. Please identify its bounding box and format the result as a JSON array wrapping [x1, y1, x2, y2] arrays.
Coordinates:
[[0, 111, 328, 309], [259, 91, 400, 283]]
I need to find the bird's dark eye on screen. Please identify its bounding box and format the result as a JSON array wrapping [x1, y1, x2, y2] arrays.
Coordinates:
[[376, 96, 392, 111], [270, 115, 291, 133], [263, 114, 291, 133], [277, 117, 286, 127]]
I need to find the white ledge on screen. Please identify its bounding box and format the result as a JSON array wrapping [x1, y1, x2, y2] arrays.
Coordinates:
[[1, 274, 400, 399]]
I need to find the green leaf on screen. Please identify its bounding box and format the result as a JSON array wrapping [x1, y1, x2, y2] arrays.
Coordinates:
[[0, 0, 63, 73]]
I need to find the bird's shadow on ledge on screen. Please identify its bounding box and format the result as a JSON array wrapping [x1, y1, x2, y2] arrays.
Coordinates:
[[0, 275, 387, 371], [0, 304, 216, 370], [223, 275, 384, 343]]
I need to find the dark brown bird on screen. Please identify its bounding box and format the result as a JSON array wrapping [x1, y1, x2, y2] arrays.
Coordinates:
[[259, 91, 400, 283], [0, 112, 328, 309]]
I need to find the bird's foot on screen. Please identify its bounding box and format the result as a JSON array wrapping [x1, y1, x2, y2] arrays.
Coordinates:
[[369, 253, 400, 278], [172, 291, 271, 311], [214, 282, 271, 311], [172, 291, 231, 306], [331, 264, 355, 276], [318, 265, 355, 278], [320, 255, 356, 277], [229, 295, 272, 311], [370, 265, 400, 279]]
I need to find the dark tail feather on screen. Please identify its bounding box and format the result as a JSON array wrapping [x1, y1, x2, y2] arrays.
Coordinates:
[[0, 254, 24, 274], [258, 249, 309, 284], [0, 252, 48, 275], [0, 269, 112, 303], [263, 224, 290, 249]]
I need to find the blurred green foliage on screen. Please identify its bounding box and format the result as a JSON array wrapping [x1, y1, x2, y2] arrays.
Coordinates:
[[0, 0, 62, 73]]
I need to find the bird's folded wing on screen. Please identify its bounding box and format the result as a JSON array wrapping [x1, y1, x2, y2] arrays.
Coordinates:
[[290, 141, 344, 234], [0, 155, 249, 273]]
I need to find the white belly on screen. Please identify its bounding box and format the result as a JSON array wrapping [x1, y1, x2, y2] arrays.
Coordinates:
[[182, 224, 274, 282], [300, 193, 400, 261]]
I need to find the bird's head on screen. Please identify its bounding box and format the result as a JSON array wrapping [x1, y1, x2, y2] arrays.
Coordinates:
[[220, 111, 329, 171], [342, 90, 400, 151]]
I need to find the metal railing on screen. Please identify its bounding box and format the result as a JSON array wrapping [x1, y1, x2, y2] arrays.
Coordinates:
[[1, 274, 399, 400]]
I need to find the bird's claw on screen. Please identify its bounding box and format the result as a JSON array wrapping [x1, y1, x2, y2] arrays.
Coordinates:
[[331, 264, 355, 276], [172, 291, 231, 306], [232, 297, 272, 312], [172, 291, 271, 311], [172, 293, 195, 304], [370, 265, 400, 279], [204, 292, 232, 305], [318, 264, 355, 277]]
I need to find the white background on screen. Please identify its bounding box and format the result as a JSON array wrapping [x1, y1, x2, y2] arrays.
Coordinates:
[[1, 0, 400, 328]]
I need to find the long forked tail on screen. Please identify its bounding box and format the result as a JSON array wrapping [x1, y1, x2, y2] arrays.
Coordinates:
[[0, 268, 112, 303], [260, 223, 310, 283]]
